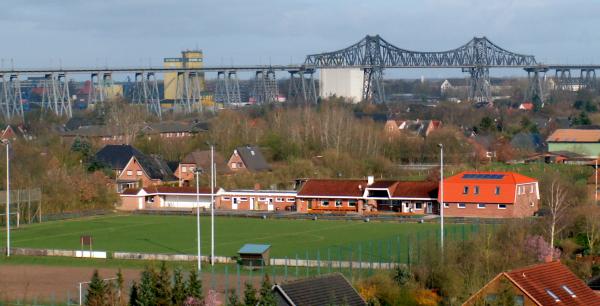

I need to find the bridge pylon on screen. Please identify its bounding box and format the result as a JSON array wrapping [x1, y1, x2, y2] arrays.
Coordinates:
[[132, 72, 161, 119], [363, 67, 385, 104], [41, 73, 72, 118], [253, 70, 278, 103], [215, 71, 241, 106], [0, 74, 24, 120], [288, 68, 317, 104], [174, 71, 203, 114], [525, 67, 549, 107]]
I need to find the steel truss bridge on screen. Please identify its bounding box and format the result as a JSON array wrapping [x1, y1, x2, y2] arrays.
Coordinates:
[[0, 35, 598, 119]]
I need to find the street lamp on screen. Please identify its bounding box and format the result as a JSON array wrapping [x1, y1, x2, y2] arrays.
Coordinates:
[[1, 139, 9, 257], [194, 168, 203, 271], [206, 142, 216, 266], [438, 143, 444, 254]]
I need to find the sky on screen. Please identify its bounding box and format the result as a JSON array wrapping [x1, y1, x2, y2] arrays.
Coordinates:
[[2, 0, 600, 78]]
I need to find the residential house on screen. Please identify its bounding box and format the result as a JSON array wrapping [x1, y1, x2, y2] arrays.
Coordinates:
[[116, 154, 178, 192], [462, 261, 600, 306], [60, 125, 125, 144], [384, 119, 442, 137], [140, 121, 205, 140], [218, 189, 297, 211], [227, 145, 271, 172], [175, 150, 229, 186], [296, 178, 369, 213], [364, 180, 439, 214], [119, 186, 213, 210], [272, 273, 367, 306], [587, 274, 600, 294], [547, 129, 600, 157], [518, 102, 534, 111], [441, 171, 539, 218], [95, 144, 145, 179]]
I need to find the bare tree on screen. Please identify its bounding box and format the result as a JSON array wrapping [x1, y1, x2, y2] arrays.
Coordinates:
[[546, 179, 570, 256], [581, 205, 600, 255]]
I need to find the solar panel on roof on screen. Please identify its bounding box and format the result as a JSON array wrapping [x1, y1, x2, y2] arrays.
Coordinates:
[[461, 174, 505, 180]]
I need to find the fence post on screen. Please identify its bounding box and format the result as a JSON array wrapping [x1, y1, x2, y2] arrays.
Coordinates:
[[338, 246, 342, 271], [327, 248, 331, 274], [358, 243, 362, 272], [237, 264, 241, 296], [317, 249, 321, 275], [306, 250, 309, 277], [285, 257, 288, 281], [295, 254, 299, 277], [225, 265, 229, 298], [407, 234, 411, 267]]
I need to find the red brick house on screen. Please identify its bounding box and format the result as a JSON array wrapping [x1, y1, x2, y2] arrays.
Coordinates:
[[217, 190, 297, 211], [120, 186, 213, 210], [116, 155, 178, 192], [296, 178, 370, 213], [384, 119, 442, 137], [227, 146, 271, 172], [463, 261, 600, 305], [175, 150, 229, 186], [441, 171, 539, 218]]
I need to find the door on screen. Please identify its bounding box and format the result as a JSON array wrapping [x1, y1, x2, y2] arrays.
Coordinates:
[[232, 198, 238, 210], [138, 198, 144, 210], [402, 201, 409, 213], [426, 202, 433, 214], [267, 198, 274, 211], [250, 198, 255, 210]]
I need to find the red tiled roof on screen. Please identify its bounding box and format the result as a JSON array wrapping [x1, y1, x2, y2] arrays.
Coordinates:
[[547, 129, 600, 143], [143, 186, 213, 194], [121, 188, 141, 195], [442, 171, 537, 204], [297, 179, 367, 197], [389, 181, 438, 199], [505, 261, 600, 306]]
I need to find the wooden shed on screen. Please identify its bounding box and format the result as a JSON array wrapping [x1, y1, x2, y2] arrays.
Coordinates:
[[238, 244, 271, 266]]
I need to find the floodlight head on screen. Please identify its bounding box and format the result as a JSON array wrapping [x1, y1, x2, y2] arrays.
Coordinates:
[[0, 139, 9, 145], [438, 143, 443, 148]]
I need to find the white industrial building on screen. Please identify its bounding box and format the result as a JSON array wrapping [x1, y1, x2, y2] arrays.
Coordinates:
[[319, 68, 364, 103]]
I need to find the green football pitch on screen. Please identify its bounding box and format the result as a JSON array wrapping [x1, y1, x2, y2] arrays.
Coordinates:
[[0, 214, 479, 260]]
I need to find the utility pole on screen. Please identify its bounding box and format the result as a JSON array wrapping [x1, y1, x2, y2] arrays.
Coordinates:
[[3, 139, 10, 257], [210, 144, 215, 266], [439, 143, 444, 254], [194, 168, 202, 271]]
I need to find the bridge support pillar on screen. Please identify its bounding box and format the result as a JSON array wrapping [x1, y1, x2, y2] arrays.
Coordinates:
[[215, 71, 241, 106], [362, 67, 385, 104], [554, 69, 572, 91], [132, 72, 161, 119], [580, 69, 597, 90], [174, 71, 203, 114], [253, 70, 278, 103], [0, 74, 24, 120], [41, 72, 72, 118], [525, 67, 548, 108], [288, 69, 317, 104], [89, 72, 113, 106], [464, 67, 491, 106]]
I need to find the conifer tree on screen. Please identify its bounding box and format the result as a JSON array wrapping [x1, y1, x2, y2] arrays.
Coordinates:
[[243, 282, 258, 306], [186, 268, 204, 302], [155, 261, 173, 305], [138, 266, 157, 305], [116, 269, 126, 306], [258, 275, 276, 306], [129, 281, 140, 306], [85, 270, 106, 306], [227, 291, 242, 306], [172, 267, 187, 305]]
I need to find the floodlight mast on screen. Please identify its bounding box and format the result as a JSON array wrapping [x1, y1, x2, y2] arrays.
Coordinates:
[[194, 168, 202, 271]]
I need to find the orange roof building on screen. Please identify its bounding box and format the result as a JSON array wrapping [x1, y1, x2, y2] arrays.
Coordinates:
[[441, 171, 539, 218], [463, 261, 600, 306], [547, 129, 600, 157]]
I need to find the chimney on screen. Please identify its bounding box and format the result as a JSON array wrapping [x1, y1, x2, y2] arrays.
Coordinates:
[[254, 183, 261, 191], [544, 254, 553, 263], [367, 176, 374, 186]]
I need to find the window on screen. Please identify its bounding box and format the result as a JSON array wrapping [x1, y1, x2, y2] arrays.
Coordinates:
[[562, 285, 576, 297], [463, 186, 469, 194], [498, 204, 507, 209], [189, 166, 195, 172], [259, 197, 267, 202], [240, 197, 248, 202], [222, 197, 231, 201], [458, 203, 466, 208], [477, 203, 486, 209], [237, 162, 243, 168], [415, 202, 423, 209], [546, 289, 560, 302], [348, 200, 357, 207], [276, 197, 284, 202], [530, 184, 534, 193], [321, 200, 329, 206], [127, 170, 133, 176], [231, 163, 237, 169], [495, 186, 500, 195], [182, 166, 187, 173], [335, 199, 343, 207], [514, 295, 524, 306], [286, 198, 295, 202], [233, 198, 238, 204], [136, 170, 142, 176], [443, 202, 449, 208], [474, 186, 479, 195]]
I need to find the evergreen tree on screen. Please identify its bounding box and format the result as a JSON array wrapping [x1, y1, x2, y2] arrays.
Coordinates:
[[186, 268, 204, 302], [227, 291, 241, 306], [172, 267, 187, 305], [116, 269, 125, 306], [138, 266, 157, 305], [243, 282, 258, 306], [129, 281, 140, 306], [155, 261, 173, 305], [85, 270, 106, 306], [258, 275, 276, 306]]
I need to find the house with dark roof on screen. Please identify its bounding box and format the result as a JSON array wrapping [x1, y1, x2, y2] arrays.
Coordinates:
[[296, 178, 369, 213], [463, 261, 600, 306], [174, 150, 229, 186], [119, 186, 213, 210], [442, 171, 539, 218], [273, 273, 366, 306], [95, 144, 145, 177], [365, 180, 439, 214], [384, 119, 442, 138], [116, 154, 178, 192], [60, 125, 125, 144], [140, 121, 203, 140], [227, 145, 271, 172]]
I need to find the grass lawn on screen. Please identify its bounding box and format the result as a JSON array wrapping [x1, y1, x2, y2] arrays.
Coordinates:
[[0, 214, 479, 262]]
